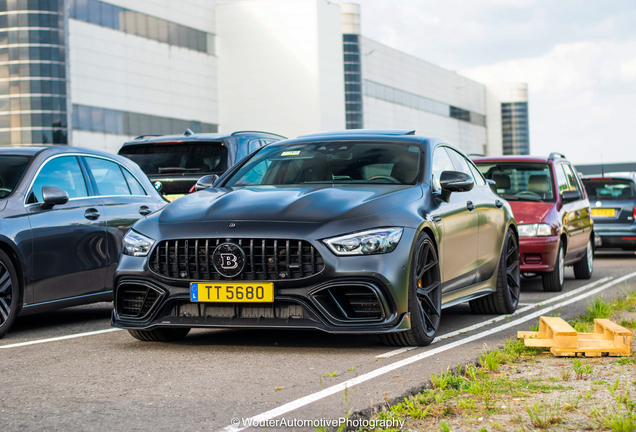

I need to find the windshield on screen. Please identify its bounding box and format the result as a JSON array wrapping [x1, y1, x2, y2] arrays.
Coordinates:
[[119, 143, 229, 176], [0, 155, 31, 198], [583, 179, 635, 201], [476, 163, 555, 202], [224, 142, 421, 186]]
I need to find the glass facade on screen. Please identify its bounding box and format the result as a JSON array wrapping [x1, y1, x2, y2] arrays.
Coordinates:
[[364, 79, 486, 127], [501, 102, 529, 155], [72, 104, 217, 137], [0, 0, 69, 145], [343, 34, 363, 129], [69, 0, 214, 55]]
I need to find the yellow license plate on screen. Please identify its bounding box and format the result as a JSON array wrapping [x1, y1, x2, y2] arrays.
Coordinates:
[[190, 282, 274, 302], [591, 208, 615, 217]]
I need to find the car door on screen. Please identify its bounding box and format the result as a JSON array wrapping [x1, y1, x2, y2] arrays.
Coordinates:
[[430, 146, 479, 292], [26, 155, 108, 303], [81, 156, 162, 289], [447, 148, 506, 283], [561, 163, 592, 256]]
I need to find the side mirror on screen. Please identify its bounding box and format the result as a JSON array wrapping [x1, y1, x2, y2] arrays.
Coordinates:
[[438, 171, 474, 202], [561, 190, 581, 203], [41, 186, 69, 209], [195, 174, 219, 192]]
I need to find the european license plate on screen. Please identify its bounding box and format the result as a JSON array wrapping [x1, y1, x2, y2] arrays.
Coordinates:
[[190, 282, 274, 303], [591, 208, 615, 217]]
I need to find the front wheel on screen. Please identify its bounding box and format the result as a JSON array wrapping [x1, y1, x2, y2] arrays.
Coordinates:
[[542, 241, 565, 292], [0, 250, 20, 339], [128, 327, 191, 342], [470, 228, 520, 314], [380, 232, 441, 347], [573, 238, 593, 279]]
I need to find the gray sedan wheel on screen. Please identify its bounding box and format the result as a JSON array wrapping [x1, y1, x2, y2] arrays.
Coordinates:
[[0, 250, 19, 339]]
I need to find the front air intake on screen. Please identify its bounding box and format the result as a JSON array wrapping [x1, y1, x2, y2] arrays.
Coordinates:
[[116, 282, 163, 319], [310, 283, 385, 323]]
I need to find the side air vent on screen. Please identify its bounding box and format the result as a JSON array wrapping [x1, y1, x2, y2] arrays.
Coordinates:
[[310, 283, 385, 323], [116, 282, 164, 319]]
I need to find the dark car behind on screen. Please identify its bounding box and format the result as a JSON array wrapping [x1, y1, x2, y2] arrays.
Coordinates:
[[118, 130, 286, 201], [582, 173, 636, 251]]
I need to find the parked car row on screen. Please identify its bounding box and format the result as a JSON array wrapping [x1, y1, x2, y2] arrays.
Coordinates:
[[1, 129, 631, 345]]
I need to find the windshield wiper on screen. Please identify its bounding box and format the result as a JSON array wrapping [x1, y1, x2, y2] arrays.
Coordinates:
[[157, 167, 203, 173], [517, 196, 545, 202]]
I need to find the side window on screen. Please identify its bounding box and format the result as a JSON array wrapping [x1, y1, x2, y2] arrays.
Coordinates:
[[30, 156, 88, 203], [555, 165, 569, 194], [446, 148, 474, 178], [85, 157, 131, 196], [122, 168, 147, 196], [248, 139, 262, 154], [562, 164, 581, 193], [468, 162, 486, 186], [431, 147, 455, 190]]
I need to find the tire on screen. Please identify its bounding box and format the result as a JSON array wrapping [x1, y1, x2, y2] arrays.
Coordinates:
[[380, 232, 441, 347], [127, 327, 190, 342], [542, 241, 565, 292], [0, 250, 20, 339], [469, 229, 520, 315], [573, 238, 594, 280]]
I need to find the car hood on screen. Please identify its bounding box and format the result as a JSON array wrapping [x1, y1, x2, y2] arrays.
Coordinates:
[[509, 201, 554, 224], [156, 184, 422, 224]]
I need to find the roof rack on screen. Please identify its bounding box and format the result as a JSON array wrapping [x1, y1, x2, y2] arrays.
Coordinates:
[[548, 152, 567, 161], [231, 131, 287, 139], [467, 153, 486, 158], [133, 134, 162, 140], [298, 129, 416, 138]]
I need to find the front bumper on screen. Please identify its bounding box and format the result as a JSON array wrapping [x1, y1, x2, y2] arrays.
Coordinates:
[[594, 223, 636, 250], [519, 235, 560, 273], [111, 230, 416, 334]]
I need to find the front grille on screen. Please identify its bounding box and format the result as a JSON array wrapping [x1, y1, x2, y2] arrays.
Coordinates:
[[149, 238, 325, 281], [117, 283, 163, 319]]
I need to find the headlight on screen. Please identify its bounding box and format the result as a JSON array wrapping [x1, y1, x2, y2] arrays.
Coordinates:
[[518, 223, 552, 237], [122, 230, 155, 256], [324, 228, 403, 255]]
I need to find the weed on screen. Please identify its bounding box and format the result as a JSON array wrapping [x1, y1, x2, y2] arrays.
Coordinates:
[[348, 366, 354, 371], [601, 411, 636, 432], [525, 399, 564, 429], [325, 372, 337, 377], [609, 378, 621, 394], [585, 295, 614, 321], [564, 393, 582, 412], [573, 359, 593, 379], [431, 367, 463, 390], [612, 357, 636, 366], [593, 380, 608, 385], [480, 348, 507, 372], [570, 318, 593, 333], [561, 367, 572, 382], [439, 421, 450, 432]]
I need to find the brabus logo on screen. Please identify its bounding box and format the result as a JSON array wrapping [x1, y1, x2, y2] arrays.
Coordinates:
[[212, 243, 246, 277], [220, 253, 238, 270], [228, 223, 236, 228]]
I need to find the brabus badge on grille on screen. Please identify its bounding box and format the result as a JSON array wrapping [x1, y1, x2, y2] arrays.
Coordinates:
[[212, 242, 246, 277], [228, 222, 236, 228]]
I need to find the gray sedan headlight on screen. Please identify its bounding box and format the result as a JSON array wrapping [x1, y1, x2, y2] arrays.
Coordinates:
[[324, 228, 403, 255], [122, 230, 155, 257]]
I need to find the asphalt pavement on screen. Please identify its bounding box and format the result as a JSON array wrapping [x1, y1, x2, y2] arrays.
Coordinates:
[[2, 252, 635, 432]]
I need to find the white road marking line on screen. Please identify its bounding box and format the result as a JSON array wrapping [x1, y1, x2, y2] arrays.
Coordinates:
[[375, 276, 612, 359], [0, 328, 121, 349], [222, 272, 635, 432]]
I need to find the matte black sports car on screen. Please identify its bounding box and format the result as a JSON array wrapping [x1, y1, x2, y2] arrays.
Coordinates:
[[112, 130, 519, 346], [0, 146, 166, 338]]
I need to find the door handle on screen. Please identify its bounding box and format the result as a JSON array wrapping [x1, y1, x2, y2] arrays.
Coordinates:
[[495, 200, 504, 209], [430, 214, 442, 224], [467, 201, 475, 212], [139, 206, 152, 216], [84, 208, 100, 220], [576, 210, 581, 218]]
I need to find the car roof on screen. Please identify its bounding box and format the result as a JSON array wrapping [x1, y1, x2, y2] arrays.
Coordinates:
[[121, 130, 286, 146], [276, 129, 453, 148], [472, 155, 571, 164], [581, 172, 636, 181], [0, 146, 50, 156]]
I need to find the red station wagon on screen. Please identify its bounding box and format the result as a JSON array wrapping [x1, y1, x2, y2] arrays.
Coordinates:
[[473, 153, 594, 292]]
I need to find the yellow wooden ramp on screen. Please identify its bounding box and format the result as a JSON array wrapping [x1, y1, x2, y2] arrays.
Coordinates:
[[517, 316, 633, 357]]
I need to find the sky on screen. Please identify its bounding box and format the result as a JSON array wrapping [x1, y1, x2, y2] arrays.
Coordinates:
[[353, 0, 636, 165]]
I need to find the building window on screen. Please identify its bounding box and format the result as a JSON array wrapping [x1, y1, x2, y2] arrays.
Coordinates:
[[501, 102, 529, 155], [343, 34, 363, 129], [68, 0, 215, 55]]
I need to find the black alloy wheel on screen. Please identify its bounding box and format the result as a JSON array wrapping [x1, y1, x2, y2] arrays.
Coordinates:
[[380, 232, 441, 347], [470, 229, 520, 314], [0, 250, 19, 338]]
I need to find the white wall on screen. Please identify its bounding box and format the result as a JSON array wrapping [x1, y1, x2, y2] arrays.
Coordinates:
[[216, 0, 345, 138], [72, 130, 135, 153], [360, 37, 487, 154], [68, 19, 218, 153]]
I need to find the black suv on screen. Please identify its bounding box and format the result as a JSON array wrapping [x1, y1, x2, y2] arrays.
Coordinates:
[[118, 130, 286, 201], [582, 173, 636, 251]]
